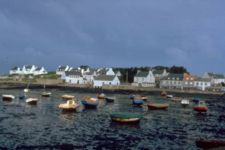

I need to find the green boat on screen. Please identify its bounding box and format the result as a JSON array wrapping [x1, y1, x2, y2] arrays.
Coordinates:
[[110, 112, 143, 123]]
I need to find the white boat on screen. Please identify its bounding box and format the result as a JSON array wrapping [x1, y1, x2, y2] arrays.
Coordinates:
[[41, 91, 52, 97], [2, 94, 15, 101], [24, 88, 30, 93], [62, 94, 75, 100], [166, 95, 173, 98], [181, 99, 189, 106], [26, 98, 38, 105]]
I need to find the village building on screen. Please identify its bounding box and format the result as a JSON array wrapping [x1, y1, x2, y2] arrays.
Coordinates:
[[153, 69, 169, 79], [9, 66, 21, 75], [93, 75, 120, 87], [183, 73, 197, 89], [160, 73, 184, 89], [56, 65, 71, 75], [33, 67, 48, 76], [203, 72, 225, 85], [83, 70, 97, 84], [9, 65, 47, 75], [194, 77, 211, 91], [132, 70, 155, 87], [64, 70, 84, 84]]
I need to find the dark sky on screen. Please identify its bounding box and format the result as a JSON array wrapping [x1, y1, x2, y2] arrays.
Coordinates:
[[0, 0, 224, 75]]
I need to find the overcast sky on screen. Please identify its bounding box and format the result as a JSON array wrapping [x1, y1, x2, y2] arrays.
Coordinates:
[[0, 0, 224, 75]]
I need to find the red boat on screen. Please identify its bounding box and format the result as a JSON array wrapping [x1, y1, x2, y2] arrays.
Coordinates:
[[196, 139, 225, 149], [193, 101, 208, 112]]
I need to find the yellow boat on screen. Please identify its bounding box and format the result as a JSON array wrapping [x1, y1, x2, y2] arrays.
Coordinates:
[[61, 94, 75, 100], [58, 100, 78, 111], [148, 103, 169, 110]]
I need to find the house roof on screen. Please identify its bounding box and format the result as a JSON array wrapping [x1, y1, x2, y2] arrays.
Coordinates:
[[196, 77, 211, 82], [35, 67, 42, 71], [207, 73, 224, 79], [25, 65, 33, 69], [11, 66, 20, 71], [65, 70, 82, 76], [135, 71, 149, 77], [58, 66, 67, 70], [153, 69, 164, 75], [162, 73, 184, 81], [94, 75, 116, 81]]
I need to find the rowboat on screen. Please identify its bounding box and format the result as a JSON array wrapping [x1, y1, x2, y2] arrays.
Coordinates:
[[140, 96, 148, 101], [110, 112, 142, 124], [196, 139, 225, 149], [97, 93, 105, 99], [132, 99, 144, 106], [2, 95, 15, 101], [58, 100, 78, 111], [181, 99, 189, 106], [41, 91, 52, 97], [147, 103, 169, 110], [61, 95, 75, 100], [194, 101, 208, 112], [26, 98, 38, 105], [82, 96, 99, 109], [24, 88, 29, 93], [105, 97, 115, 102]]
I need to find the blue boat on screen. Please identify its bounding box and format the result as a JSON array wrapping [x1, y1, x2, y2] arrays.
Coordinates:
[[129, 95, 135, 99], [192, 98, 200, 103], [82, 97, 99, 109], [19, 95, 26, 100], [132, 99, 144, 106]]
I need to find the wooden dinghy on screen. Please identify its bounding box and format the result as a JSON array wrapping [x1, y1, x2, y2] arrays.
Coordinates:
[[194, 101, 208, 113], [61, 95, 75, 100], [2, 94, 15, 101], [196, 139, 225, 149], [110, 112, 142, 124], [59, 100, 78, 111], [26, 98, 38, 105], [147, 103, 169, 110], [82, 96, 99, 109], [41, 91, 52, 97]]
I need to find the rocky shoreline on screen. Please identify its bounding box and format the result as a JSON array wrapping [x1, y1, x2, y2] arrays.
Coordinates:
[[0, 81, 223, 98]]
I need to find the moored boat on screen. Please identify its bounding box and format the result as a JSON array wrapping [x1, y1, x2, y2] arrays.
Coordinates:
[[140, 96, 148, 101], [192, 97, 200, 104], [196, 139, 225, 149], [147, 103, 169, 110], [24, 88, 30, 93], [110, 112, 142, 124], [97, 93, 105, 99], [194, 101, 208, 112], [166, 94, 173, 98], [58, 100, 78, 111], [41, 91, 52, 97], [26, 98, 38, 105], [128, 95, 135, 100], [171, 97, 182, 102], [82, 96, 99, 109], [161, 91, 167, 96], [61, 94, 75, 100], [2, 94, 15, 101], [105, 97, 115, 102], [181, 99, 189, 106], [132, 99, 144, 106]]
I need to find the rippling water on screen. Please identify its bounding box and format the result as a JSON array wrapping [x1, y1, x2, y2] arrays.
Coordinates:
[[0, 89, 224, 149]]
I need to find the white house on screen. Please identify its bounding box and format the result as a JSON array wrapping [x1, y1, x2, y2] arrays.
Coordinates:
[[83, 70, 97, 84], [115, 71, 122, 77], [106, 68, 115, 76], [9, 66, 21, 75], [22, 65, 37, 74], [93, 75, 120, 87], [132, 70, 155, 87], [194, 77, 211, 91], [56, 65, 71, 75], [33, 67, 48, 76], [153, 69, 169, 79], [65, 70, 84, 84], [203, 72, 225, 85]]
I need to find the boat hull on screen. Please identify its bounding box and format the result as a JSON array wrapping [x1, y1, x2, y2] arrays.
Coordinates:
[[111, 117, 140, 124], [82, 101, 98, 109], [110, 112, 142, 124], [196, 140, 225, 149], [148, 104, 169, 110], [2, 97, 13, 101], [132, 100, 144, 106], [27, 101, 38, 105], [105, 97, 115, 102], [194, 106, 208, 112]]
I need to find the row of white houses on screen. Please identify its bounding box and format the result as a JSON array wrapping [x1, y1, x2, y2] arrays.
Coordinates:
[[9, 65, 47, 76]]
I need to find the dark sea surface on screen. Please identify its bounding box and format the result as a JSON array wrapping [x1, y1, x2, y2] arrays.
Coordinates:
[[0, 89, 224, 150]]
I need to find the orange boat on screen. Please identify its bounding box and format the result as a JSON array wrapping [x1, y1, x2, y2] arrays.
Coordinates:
[[61, 94, 75, 100], [194, 101, 208, 112], [148, 103, 169, 110]]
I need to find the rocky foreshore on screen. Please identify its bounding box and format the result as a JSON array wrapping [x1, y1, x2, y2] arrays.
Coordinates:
[[0, 81, 223, 98]]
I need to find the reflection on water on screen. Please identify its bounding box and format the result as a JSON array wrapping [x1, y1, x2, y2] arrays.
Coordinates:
[[0, 89, 224, 149]]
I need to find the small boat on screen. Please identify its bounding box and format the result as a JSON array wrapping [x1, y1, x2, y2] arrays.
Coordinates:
[[140, 96, 148, 101], [24, 88, 30, 93], [41, 91, 52, 97], [110, 112, 142, 124], [19, 95, 26, 100], [128, 95, 135, 100], [148, 103, 169, 110], [105, 97, 115, 102], [181, 99, 189, 106], [58, 100, 79, 111], [26, 98, 38, 105], [194, 101, 208, 112], [82, 96, 99, 109], [171, 97, 182, 102], [2, 94, 15, 101], [97, 93, 105, 99], [166, 94, 173, 98], [161, 91, 167, 96], [196, 139, 225, 149], [132, 99, 144, 106], [192, 97, 200, 104], [61, 94, 75, 100]]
